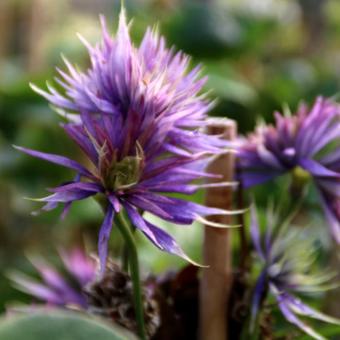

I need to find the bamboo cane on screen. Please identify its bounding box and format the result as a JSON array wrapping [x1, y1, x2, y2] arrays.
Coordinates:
[[199, 118, 236, 340]]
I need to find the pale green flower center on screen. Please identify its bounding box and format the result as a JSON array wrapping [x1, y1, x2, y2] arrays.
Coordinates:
[[105, 155, 142, 191], [291, 166, 311, 189]]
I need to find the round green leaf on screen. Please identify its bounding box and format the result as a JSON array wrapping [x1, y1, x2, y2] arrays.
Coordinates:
[[0, 310, 136, 340]]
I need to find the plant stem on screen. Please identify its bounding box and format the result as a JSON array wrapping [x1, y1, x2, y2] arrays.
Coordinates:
[[116, 210, 146, 340], [121, 244, 129, 272]]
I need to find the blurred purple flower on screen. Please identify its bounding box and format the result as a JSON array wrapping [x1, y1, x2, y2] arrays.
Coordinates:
[[15, 8, 237, 272], [250, 206, 340, 339], [10, 248, 96, 308], [238, 97, 340, 242]]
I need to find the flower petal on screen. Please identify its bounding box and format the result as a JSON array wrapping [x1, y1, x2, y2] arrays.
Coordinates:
[[9, 272, 63, 305], [250, 205, 265, 260], [36, 182, 100, 203], [276, 294, 326, 340], [284, 293, 340, 325], [128, 192, 240, 226], [30, 257, 85, 306], [123, 203, 204, 266], [14, 145, 93, 178], [299, 158, 340, 178], [317, 190, 340, 244], [98, 204, 115, 276], [250, 270, 267, 332]]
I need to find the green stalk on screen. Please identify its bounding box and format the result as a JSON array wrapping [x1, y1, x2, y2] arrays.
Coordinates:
[[121, 244, 129, 272], [116, 210, 146, 340]]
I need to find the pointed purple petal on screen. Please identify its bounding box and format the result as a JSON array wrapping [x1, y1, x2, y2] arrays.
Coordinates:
[[143, 219, 201, 265], [41, 183, 99, 203], [108, 194, 121, 213], [250, 205, 265, 260], [127, 191, 232, 225], [10, 273, 63, 305], [276, 294, 325, 340], [125, 194, 172, 220], [123, 203, 202, 265], [14, 145, 94, 178], [317, 190, 340, 244], [98, 204, 115, 275], [240, 171, 284, 188], [299, 158, 340, 178], [59, 248, 95, 286], [48, 182, 102, 193], [31, 258, 85, 306], [62, 123, 98, 164], [283, 293, 340, 325], [250, 270, 267, 332]]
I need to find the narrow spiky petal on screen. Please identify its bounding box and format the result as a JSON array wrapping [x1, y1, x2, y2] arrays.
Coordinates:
[[238, 97, 340, 242], [10, 248, 96, 308]]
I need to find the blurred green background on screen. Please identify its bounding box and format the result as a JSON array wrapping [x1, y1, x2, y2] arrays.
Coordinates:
[[0, 0, 339, 335]]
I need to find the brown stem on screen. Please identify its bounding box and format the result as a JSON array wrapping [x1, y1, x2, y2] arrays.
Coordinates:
[[199, 118, 236, 340], [236, 181, 250, 272]]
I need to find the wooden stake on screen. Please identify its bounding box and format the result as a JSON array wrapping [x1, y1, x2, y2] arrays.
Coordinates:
[[199, 118, 236, 340]]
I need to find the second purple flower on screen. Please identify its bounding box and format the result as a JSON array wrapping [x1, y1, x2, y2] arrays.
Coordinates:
[[238, 97, 340, 242]]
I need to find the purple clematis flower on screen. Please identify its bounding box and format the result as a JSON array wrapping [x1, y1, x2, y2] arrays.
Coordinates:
[[250, 206, 340, 339], [15, 8, 237, 272], [238, 97, 340, 243], [10, 248, 96, 308]]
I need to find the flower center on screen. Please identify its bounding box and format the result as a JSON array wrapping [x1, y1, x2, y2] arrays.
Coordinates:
[[290, 166, 311, 196], [292, 166, 311, 185], [105, 155, 143, 191], [103, 141, 144, 191]]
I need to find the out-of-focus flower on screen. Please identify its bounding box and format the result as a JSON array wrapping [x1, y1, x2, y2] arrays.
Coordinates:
[[85, 261, 160, 338], [250, 206, 340, 339], [15, 8, 238, 271], [238, 97, 340, 242], [10, 251, 161, 337], [10, 248, 96, 308]]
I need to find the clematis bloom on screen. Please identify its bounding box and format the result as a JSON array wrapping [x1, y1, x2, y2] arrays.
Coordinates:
[[250, 206, 340, 339], [10, 248, 96, 308], [238, 97, 340, 242], [16, 8, 237, 272]]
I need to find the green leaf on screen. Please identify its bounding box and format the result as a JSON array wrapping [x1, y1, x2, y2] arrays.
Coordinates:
[[0, 310, 136, 340]]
